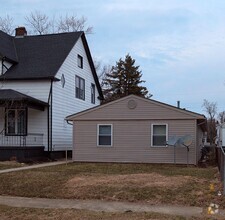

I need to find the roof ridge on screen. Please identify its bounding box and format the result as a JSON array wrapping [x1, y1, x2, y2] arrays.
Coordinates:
[[15, 31, 84, 38]]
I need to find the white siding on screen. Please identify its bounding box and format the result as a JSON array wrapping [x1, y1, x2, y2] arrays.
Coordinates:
[[0, 80, 51, 102], [28, 108, 48, 148], [0, 60, 13, 75], [52, 37, 100, 150]]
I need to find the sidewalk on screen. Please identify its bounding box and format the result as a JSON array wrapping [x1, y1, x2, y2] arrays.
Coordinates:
[[0, 160, 72, 174], [0, 195, 203, 217]]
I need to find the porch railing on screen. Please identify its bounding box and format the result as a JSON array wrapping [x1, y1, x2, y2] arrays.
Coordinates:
[[0, 132, 44, 147], [217, 146, 225, 195]]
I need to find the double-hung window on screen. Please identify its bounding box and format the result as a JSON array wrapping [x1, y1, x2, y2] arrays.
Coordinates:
[[5, 109, 27, 136], [91, 83, 95, 104], [98, 125, 112, 146], [75, 75, 85, 100], [151, 124, 168, 146], [77, 55, 83, 68]]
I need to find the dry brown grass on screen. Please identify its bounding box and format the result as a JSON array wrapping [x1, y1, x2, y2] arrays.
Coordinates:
[[66, 173, 193, 188], [0, 161, 25, 170], [0, 163, 223, 208], [0, 205, 221, 220]]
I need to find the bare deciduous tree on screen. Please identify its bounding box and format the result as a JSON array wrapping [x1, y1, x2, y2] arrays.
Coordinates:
[[1, 11, 93, 36], [94, 60, 111, 86], [25, 11, 52, 35], [218, 111, 225, 124], [202, 99, 217, 144], [57, 15, 93, 34], [0, 15, 14, 35]]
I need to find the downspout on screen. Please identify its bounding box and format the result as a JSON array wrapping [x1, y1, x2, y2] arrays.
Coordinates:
[[50, 80, 53, 151], [47, 80, 53, 152]]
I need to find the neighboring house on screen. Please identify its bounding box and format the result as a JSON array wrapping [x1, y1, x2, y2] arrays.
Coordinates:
[[66, 95, 207, 165], [0, 27, 103, 160]]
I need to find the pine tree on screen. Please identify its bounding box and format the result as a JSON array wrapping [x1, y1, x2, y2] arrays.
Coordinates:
[[102, 54, 149, 103]]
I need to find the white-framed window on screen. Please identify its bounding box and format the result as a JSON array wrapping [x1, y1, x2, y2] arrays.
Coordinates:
[[97, 124, 113, 146], [5, 109, 27, 136], [75, 75, 85, 100], [151, 124, 168, 147], [77, 54, 83, 68], [91, 83, 95, 104]]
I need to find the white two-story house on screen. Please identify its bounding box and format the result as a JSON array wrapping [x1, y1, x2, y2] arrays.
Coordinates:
[[0, 27, 103, 160]]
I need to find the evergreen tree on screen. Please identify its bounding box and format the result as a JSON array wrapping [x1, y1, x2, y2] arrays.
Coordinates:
[[102, 54, 149, 103]]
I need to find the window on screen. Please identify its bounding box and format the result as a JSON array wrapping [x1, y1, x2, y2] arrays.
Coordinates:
[[91, 83, 95, 104], [77, 55, 83, 68], [151, 124, 168, 146], [75, 76, 85, 100], [5, 109, 27, 135], [98, 125, 112, 146]]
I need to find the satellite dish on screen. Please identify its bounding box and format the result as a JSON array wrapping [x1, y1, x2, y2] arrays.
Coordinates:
[[168, 134, 192, 165], [182, 135, 192, 147], [167, 136, 179, 146], [174, 138, 184, 148]]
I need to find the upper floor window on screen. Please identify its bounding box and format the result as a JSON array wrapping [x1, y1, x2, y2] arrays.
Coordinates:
[[77, 55, 83, 68], [91, 83, 95, 104], [5, 109, 27, 136], [75, 75, 85, 100], [151, 124, 168, 147]]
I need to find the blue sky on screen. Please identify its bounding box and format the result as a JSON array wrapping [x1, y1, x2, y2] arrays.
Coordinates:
[[1, 0, 225, 115]]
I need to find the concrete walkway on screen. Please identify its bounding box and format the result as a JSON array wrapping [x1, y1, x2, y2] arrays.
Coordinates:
[[0, 160, 72, 174], [0, 195, 203, 217]]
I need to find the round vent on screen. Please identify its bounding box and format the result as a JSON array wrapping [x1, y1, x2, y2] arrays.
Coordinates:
[[127, 100, 137, 109]]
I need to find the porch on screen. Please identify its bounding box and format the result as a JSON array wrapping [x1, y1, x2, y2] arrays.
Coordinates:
[[0, 132, 44, 147], [0, 132, 45, 161], [0, 89, 48, 160]]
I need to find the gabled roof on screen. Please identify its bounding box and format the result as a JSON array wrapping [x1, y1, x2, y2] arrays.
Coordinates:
[[0, 31, 82, 80], [66, 94, 206, 121], [0, 31, 103, 99], [0, 30, 18, 63]]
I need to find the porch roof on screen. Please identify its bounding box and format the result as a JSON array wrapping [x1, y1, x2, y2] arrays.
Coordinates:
[[0, 89, 48, 111]]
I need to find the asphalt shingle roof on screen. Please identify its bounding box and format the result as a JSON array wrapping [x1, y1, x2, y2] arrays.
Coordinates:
[[0, 31, 18, 63], [0, 31, 82, 80], [0, 89, 48, 110]]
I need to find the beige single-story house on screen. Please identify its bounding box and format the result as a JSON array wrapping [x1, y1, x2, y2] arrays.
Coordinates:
[[66, 95, 207, 165]]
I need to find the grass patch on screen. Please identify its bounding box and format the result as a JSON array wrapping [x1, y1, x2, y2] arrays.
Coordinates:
[[0, 163, 222, 208], [0, 161, 25, 170], [0, 205, 220, 220]]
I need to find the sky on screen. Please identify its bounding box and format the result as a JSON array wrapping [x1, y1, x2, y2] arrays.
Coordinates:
[[1, 0, 225, 115]]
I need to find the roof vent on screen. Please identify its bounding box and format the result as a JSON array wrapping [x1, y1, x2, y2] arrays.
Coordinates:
[[15, 27, 27, 37]]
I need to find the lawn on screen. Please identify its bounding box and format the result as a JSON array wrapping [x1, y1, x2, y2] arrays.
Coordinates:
[[0, 163, 223, 209], [0, 161, 25, 170]]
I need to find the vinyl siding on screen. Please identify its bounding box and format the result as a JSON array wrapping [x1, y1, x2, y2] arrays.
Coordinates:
[[0, 80, 51, 102], [73, 119, 197, 165], [52, 37, 100, 149], [71, 96, 204, 121], [28, 108, 48, 148], [0, 60, 12, 75]]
